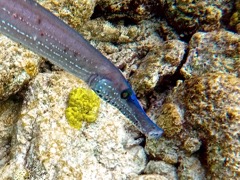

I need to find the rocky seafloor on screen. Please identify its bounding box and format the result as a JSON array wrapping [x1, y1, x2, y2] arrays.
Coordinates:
[[0, 0, 239, 179]]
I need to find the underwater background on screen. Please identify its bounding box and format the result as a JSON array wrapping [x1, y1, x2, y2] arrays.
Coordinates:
[[0, 0, 239, 179]]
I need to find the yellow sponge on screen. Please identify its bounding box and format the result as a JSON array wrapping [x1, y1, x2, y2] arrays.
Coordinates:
[[65, 88, 100, 129]]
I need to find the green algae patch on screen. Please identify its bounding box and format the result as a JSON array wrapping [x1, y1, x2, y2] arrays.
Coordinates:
[[65, 88, 100, 129]]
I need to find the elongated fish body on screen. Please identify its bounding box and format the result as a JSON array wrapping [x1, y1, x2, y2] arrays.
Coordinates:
[[0, 0, 163, 138]]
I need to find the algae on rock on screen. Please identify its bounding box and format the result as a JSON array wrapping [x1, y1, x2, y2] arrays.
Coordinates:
[[181, 30, 240, 78], [146, 73, 240, 179], [160, 0, 232, 37]]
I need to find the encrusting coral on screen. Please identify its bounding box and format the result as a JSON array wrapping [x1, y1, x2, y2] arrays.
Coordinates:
[[65, 88, 100, 129]]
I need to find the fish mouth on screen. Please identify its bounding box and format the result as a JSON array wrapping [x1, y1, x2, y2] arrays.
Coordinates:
[[147, 128, 164, 139], [124, 94, 164, 139]]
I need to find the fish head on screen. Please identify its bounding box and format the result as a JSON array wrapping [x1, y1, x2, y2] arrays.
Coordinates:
[[89, 75, 163, 139]]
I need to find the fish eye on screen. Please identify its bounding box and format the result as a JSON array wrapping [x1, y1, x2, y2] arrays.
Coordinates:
[[121, 89, 132, 99]]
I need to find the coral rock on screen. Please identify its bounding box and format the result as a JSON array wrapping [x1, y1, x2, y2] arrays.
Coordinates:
[[130, 40, 187, 96], [0, 99, 22, 167], [156, 73, 240, 179], [178, 156, 205, 179], [160, 0, 232, 37], [131, 174, 168, 180], [0, 72, 147, 179], [181, 30, 240, 78], [0, 35, 42, 100], [143, 160, 177, 180]]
